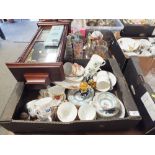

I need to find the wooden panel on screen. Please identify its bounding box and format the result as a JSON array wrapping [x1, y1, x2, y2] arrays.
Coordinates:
[[6, 62, 65, 82]]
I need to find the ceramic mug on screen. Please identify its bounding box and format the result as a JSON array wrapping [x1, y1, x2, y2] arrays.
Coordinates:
[[78, 104, 96, 121], [84, 54, 106, 77], [96, 71, 111, 91], [35, 97, 53, 122], [26, 100, 37, 118], [57, 102, 77, 122]]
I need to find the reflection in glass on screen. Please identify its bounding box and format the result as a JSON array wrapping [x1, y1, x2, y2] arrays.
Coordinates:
[[25, 42, 59, 63], [37, 29, 50, 41]]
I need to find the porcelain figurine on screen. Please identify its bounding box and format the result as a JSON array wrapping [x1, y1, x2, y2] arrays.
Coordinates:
[[79, 82, 90, 97]]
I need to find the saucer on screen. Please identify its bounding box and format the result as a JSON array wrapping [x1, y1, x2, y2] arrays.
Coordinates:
[[65, 75, 84, 82], [67, 88, 94, 107], [116, 97, 125, 119], [93, 92, 124, 118], [54, 80, 80, 90]]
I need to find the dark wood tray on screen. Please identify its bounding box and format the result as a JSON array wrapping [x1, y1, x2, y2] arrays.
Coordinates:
[[0, 59, 141, 134]]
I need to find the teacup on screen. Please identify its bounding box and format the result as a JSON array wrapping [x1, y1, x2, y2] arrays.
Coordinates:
[[48, 86, 66, 105], [93, 92, 121, 118], [84, 54, 106, 77], [96, 71, 111, 91], [26, 100, 37, 118], [63, 62, 84, 77], [57, 102, 77, 122], [78, 104, 96, 121], [35, 97, 53, 122]]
